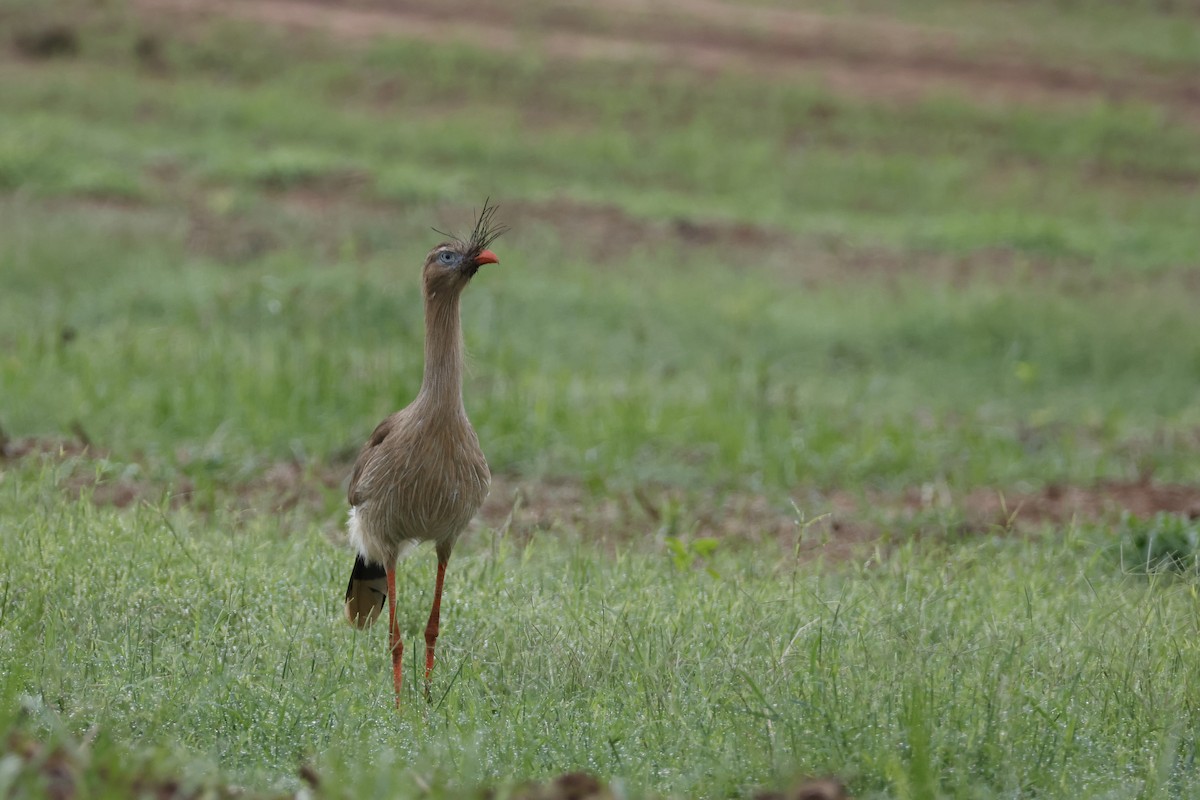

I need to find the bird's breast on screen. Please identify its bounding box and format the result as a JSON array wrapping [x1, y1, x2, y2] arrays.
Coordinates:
[[351, 419, 490, 553]]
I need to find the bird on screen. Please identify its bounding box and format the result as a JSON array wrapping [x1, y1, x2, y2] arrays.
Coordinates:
[[342, 200, 506, 706]]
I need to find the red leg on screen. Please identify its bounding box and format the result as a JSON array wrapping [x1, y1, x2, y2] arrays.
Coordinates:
[[387, 568, 403, 707], [423, 560, 447, 702]]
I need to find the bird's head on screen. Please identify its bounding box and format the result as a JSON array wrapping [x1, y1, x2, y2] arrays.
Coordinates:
[[423, 200, 507, 296]]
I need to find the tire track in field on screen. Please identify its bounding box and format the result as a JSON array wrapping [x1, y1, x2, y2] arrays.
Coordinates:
[[9, 432, 1200, 561], [133, 0, 1200, 123]]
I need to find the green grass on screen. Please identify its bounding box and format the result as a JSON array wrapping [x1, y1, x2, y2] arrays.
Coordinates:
[[3, 1, 1200, 797], [5, 468, 1200, 798], [748, 0, 1200, 70], [1118, 512, 1200, 575], [3, 192, 1198, 492]]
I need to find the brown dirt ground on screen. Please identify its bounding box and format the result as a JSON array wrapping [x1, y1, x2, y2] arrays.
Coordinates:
[[65, 184, 1196, 295], [477, 197, 1177, 292], [6, 433, 1199, 565], [132, 0, 1200, 124]]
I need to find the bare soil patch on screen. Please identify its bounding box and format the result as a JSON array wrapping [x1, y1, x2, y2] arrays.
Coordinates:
[[15, 158, 1195, 296], [132, 0, 1200, 124], [284, 190, 1200, 292], [8, 431, 1200, 564], [958, 480, 1200, 527], [1, 430, 97, 461], [258, 188, 1163, 290], [506, 195, 1081, 287]]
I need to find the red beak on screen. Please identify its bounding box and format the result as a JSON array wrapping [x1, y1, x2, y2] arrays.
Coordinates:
[[474, 249, 499, 266]]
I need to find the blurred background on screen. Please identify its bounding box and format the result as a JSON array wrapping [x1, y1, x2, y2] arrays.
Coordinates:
[[3, 0, 1198, 531], [2, 1, 1200, 796]]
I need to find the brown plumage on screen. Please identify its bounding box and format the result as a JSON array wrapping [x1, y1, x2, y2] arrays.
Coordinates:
[[343, 201, 506, 705]]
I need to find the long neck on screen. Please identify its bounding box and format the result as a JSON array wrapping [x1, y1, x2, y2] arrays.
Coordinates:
[[415, 287, 467, 414]]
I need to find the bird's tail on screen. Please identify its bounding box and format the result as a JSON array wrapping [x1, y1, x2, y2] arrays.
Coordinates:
[[344, 555, 387, 628]]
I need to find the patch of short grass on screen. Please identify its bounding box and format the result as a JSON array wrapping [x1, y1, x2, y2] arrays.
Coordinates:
[[1117, 512, 1200, 575], [3, 472, 1200, 798]]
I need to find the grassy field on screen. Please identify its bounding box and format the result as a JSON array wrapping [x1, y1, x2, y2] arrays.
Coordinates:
[[2, 0, 1200, 797]]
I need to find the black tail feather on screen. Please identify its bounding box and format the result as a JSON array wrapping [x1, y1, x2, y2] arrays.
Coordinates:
[[344, 555, 387, 628]]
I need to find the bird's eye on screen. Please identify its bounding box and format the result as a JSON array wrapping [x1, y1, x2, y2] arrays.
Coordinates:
[[438, 250, 457, 265]]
